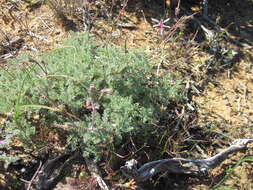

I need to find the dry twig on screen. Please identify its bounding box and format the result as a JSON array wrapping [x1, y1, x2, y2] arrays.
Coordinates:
[[27, 161, 42, 190], [85, 157, 109, 190]]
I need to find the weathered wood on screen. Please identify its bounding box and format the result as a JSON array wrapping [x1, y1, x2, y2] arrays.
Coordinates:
[[121, 139, 253, 182], [30, 152, 80, 190]]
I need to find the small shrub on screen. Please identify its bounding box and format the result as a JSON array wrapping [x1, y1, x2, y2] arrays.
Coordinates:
[[0, 33, 186, 160]]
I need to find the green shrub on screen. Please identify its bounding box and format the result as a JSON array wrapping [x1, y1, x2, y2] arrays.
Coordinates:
[[0, 33, 186, 160]]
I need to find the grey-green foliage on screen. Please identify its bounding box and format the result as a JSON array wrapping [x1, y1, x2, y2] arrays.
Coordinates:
[[0, 33, 186, 159], [0, 153, 20, 169], [0, 133, 19, 169]]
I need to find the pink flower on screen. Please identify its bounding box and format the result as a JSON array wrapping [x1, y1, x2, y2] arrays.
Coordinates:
[[18, 61, 28, 68], [0, 140, 6, 145], [85, 99, 93, 110], [100, 88, 113, 94], [85, 99, 99, 111], [152, 17, 171, 35]]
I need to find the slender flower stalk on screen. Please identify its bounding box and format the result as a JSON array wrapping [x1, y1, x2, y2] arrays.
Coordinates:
[[152, 17, 171, 35]]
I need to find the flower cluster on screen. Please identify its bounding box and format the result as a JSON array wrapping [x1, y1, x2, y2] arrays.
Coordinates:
[[151, 17, 171, 35]]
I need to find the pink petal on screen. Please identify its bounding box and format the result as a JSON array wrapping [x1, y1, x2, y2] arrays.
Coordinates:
[[151, 18, 160, 23], [100, 88, 113, 94], [0, 140, 6, 145], [163, 18, 171, 23]]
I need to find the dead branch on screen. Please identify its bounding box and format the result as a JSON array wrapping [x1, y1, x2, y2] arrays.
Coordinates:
[[181, 7, 253, 49], [120, 138, 253, 182], [32, 151, 80, 190], [26, 31, 49, 43], [85, 157, 109, 190]]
